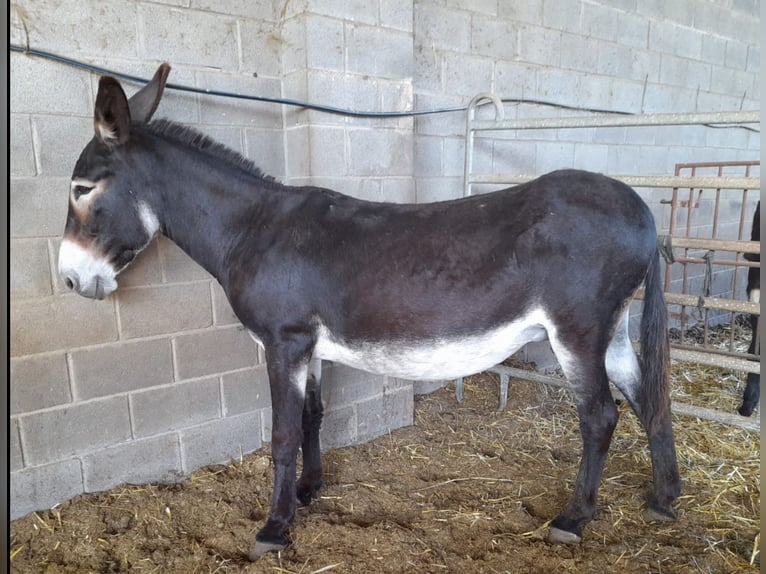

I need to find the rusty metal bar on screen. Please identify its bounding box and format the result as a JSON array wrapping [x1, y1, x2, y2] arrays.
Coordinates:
[[635, 289, 759, 315], [668, 236, 760, 255], [486, 365, 759, 431], [469, 109, 759, 131], [466, 174, 759, 190]]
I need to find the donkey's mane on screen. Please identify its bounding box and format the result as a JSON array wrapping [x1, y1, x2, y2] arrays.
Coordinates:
[[146, 119, 276, 182]]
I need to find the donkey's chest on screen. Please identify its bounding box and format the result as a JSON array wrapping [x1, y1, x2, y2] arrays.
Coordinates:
[[313, 309, 549, 381]]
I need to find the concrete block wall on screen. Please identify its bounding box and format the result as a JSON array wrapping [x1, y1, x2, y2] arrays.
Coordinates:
[[412, 0, 759, 339], [10, 0, 760, 519]]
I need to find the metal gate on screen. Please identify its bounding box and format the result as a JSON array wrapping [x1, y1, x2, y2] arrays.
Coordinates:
[[459, 94, 760, 430]]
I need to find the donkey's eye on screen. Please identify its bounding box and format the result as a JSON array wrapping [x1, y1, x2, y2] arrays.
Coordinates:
[[74, 185, 95, 200]]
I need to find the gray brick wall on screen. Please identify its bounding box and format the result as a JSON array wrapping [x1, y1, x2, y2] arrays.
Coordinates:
[[9, 0, 759, 520]]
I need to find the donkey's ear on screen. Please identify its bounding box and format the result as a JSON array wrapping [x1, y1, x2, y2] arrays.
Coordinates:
[[94, 76, 132, 145], [128, 63, 171, 124]]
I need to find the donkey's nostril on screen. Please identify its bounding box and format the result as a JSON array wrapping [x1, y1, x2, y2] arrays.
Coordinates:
[[64, 275, 78, 291]]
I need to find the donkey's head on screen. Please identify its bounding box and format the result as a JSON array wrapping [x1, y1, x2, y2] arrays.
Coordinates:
[[58, 63, 171, 299]]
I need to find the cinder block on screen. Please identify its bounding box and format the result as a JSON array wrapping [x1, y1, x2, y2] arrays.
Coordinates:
[[414, 44, 443, 93], [285, 125, 310, 179], [494, 61, 536, 99], [221, 366, 271, 416], [16, 0, 138, 58], [542, 0, 581, 33], [348, 128, 413, 176], [582, 2, 619, 42], [174, 326, 258, 379], [379, 178, 417, 203], [672, 26, 703, 61], [536, 69, 578, 107], [307, 125, 347, 177], [319, 404, 356, 450], [244, 129, 286, 178], [573, 144, 609, 174], [116, 282, 212, 339], [414, 4, 471, 53], [139, 5, 238, 69], [414, 93, 466, 137], [442, 54, 493, 97], [238, 21, 284, 78], [10, 459, 83, 520], [158, 237, 212, 283], [305, 0, 377, 25], [70, 338, 174, 400], [11, 114, 35, 176], [305, 71, 380, 120], [497, 2, 541, 24], [19, 396, 131, 466], [196, 70, 282, 128], [414, 136, 443, 177], [701, 35, 727, 66], [380, 0, 413, 32], [11, 418, 24, 472], [321, 364, 386, 409], [746, 46, 759, 73], [356, 384, 413, 443], [10, 177, 70, 238], [492, 140, 536, 175], [535, 142, 574, 174], [303, 16, 344, 72], [194, 0, 277, 20], [346, 24, 413, 78], [11, 238, 52, 299], [10, 54, 92, 115], [32, 115, 93, 176], [83, 433, 183, 492], [470, 16, 518, 60], [10, 352, 71, 415], [616, 11, 650, 50], [194, 125, 245, 156], [596, 42, 635, 79], [415, 176, 463, 203], [10, 295, 118, 357], [130, 377, 221, 438], [179, 411, 262, 472], [211, 282, 241, 326], [517, 25, 561, 66], [559, 34, 599, 73]]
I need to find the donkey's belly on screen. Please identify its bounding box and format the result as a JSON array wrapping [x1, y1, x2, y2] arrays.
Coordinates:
[[314, 309, 549, 381]]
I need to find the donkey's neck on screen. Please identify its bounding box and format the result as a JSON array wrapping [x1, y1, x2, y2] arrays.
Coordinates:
[[146, 137, 292, 286]]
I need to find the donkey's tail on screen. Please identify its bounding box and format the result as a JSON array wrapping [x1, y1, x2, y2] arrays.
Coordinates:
[[638, 248, 671, 431]]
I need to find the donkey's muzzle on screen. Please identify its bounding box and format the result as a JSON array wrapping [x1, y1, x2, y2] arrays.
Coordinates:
[[58, 239, 117, 300]]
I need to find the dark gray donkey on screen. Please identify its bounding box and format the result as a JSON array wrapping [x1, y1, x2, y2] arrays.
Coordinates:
[[58, 64, 681, 559]]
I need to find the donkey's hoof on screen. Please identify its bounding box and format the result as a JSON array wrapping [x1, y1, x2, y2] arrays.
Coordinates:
[[547, 526, 582, 545], [249, 538, 288, 560], [642, 504, 676, 523]]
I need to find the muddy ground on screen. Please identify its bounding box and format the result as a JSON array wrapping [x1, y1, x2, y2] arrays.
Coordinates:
[[10, 367, 760, 573]]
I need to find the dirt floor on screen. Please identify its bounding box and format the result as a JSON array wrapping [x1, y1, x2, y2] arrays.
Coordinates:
[[10, 362, 760, 574]]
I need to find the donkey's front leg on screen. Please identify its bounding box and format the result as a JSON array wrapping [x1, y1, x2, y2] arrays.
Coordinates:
[[250, 343, 311, 560]]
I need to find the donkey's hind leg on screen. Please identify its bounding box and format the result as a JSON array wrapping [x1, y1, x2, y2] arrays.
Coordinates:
[[606, 312, 679, 523], [297, 358, 324, 506], [546, 333, 619, 544]]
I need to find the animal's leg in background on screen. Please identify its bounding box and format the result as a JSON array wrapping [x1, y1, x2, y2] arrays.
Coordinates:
[[605, 315, 679, 523], [547, 336, 618, 544], [738, 311, 760, 416], [250, 343, 310, 559], [297, 357, 324, 505]]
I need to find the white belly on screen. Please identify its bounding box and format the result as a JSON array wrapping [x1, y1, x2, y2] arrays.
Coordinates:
[[314, 308, 549, 380]]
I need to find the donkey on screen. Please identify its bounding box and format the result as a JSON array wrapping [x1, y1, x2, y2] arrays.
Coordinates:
[[58, 64, 681, 559], [738, 201, 760, 416]]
